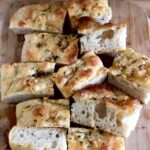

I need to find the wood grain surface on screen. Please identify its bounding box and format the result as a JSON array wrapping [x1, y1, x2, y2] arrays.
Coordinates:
[[0, 0, 150, 150]]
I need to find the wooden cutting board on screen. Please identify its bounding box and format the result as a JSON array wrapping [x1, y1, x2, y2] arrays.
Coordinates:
[[0, 0, 150, 150]]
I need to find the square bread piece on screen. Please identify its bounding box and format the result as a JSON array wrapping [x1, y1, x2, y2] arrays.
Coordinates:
[[67, 0, 112, 30], [1, 62, 55, 103], [16, 98, 70, 128], [52, 52, 108, 98], [9, 126, 67, 150], [21, 33, 78, 65], [68, 128, 125, 150], [108, 48, 150, 104], [79, 19, 127, 54], [72, 83, 142, 137], [10, 4, 67, 34]]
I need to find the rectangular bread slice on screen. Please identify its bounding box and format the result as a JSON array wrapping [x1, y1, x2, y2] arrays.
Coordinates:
[[68, 128, 125, 150], [108, 48, 150, 104], [10, 4, 67, 34], [1, 62, 55, 103], [21, 33, 78, 65], [67, 0, 112, 30], [16, 98, 70, 128], [52, 52, 108, 98], [79, 20, 127, 54], [9, 126, 67, 150], [72, 83, 142, 137]]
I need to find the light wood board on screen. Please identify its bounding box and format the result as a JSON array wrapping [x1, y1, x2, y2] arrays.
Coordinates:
[[0, 0, 150, 150]]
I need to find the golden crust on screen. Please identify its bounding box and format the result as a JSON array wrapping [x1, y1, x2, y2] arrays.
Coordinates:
[[78, 17, 126, 35], [52, 52, 107, 98], [73, 82, 141, 110], [10, 4, 67, 33], [1, 62, 55, 102], [110, 48, 150, 89], [68, 128, 125, 150], [16, 98, 70, 128], [21, 33, 78, 65], [67, 0, 112, 29]]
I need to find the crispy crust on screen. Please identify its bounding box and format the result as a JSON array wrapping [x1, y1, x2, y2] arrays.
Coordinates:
[[21, 33, 78, 65], [16, 98, 70, 128], [78, 17, 126, 35], [73, 82, 141, 109], [52, 52, 107, 98], [10, 4, 67, 34], [109, 48, 150, 104], [1, 62, 55, 103], [67, 0, 112, 29], [68, 128, 125, 150]]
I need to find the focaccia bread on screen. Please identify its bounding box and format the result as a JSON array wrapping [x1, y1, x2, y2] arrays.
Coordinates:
[[9, 126, 67, 150], [10, 4, 67, 34], [68, 128, 125, 150], [72, 83, 142, 137], [108, 48, 150, 104], [1, 62, 55, 103], [16, 98, 70, 128], [78, 16, 105, 34], [79, 21, 127, 54], [67, 0, 112, 30], [21, 33, 78, 65], [52, 52, 108, 98]]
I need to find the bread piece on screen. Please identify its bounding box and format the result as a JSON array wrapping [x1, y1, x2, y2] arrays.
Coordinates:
[[71, 99, 95, 127], [79, 22, 127, 54], [68, 128, 125, 150], [52, 52, 108, 98], [21, 33, 78, 65], [108, 48, 150, 104], [78, 17, 104, 34], [72, 83, 142, 137], [9, 126, 67, 150], [10, 4, 67, 34], [16, 98, 70, 128], [67, 0, 112, 30], [1, 62, 55, 103]]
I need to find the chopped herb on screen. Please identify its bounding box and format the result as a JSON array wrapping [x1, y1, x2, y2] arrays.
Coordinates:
[[56, 134, 59, 138], [37, 43, 43, 48]]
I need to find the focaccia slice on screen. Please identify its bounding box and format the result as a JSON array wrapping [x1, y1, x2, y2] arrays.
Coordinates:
[[52, 52, 108, 98], [16, 98, 70, 128], [79, 20, 127, 54], [9, 126, 67, 150], [1, 62, 55, 103], [68, 128, 125, 150], [108, 48, 150, 104], [21, 33, 78, 65], [67, 0, 112, 30], [72, 83, 142, 137], [10, 4, 67, 34]]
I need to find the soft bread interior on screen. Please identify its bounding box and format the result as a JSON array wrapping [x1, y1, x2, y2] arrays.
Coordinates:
[[9, 126, 67, 150]]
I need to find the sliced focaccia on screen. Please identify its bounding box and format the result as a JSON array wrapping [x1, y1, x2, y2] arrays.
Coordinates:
[[21, 33, 78, 65], [79, 20, 127, 54], [16, 98, 70, 128], [10, 4, 67, 34], [68, 128, 125, 150], [72, 83, 142, 137], [9, 126, 67, 150], [52, 52, 108, 98], [67, 0, 112, 30], [1, 62, 55, 103], [108, 48, 150, 104]]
